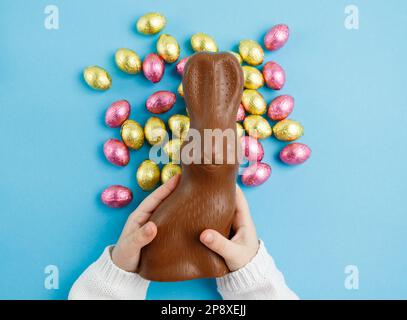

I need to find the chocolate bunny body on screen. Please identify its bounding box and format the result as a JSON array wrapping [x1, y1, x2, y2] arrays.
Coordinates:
[[138, 52, 243, 281]]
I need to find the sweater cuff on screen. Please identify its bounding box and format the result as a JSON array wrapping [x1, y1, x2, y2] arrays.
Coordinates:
[[93, 246, 150, 297], [216, 240, 273, 292]]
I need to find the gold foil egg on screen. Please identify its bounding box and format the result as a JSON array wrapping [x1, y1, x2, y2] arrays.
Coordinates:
[[164, 139, 183, 161], [236, 122, 244, 137], [190, 33, 218, 52], [83, 66, 112, 91], [161, 162, 182, 184], [242, 66, 264, 89], [136, 12, 166, 35], [157, 34, 180, 63], [178, 83, 184, 97], [115, 48, 142, 74], [144, 117, 167, 146], [273, 119, 304, 141], [228, 51, 243, 65], [239, 40, 264, 66], [168, 114, 190, 140], [242, 89, 266, 115], [137, 160, 160, 191], [120, 119, 144, 150], [243, 115, 272, 139]]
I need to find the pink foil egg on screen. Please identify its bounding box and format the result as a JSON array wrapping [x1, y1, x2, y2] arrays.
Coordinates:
[[143, 53, 165, 83], [103, 138, 130, 167], [101, 185, 133, 208], [236, 103, 246, 121], [146, 90, 176, 114], [105, 100, 131, 128], [279, 143, 311, 165], [241, 136, 264, 162], [241, 162, 271, 187], [263, 61, 285, 90], [264, 24, 290, 51], [267, 95, 294, 121], [176, 57, 189, 75]]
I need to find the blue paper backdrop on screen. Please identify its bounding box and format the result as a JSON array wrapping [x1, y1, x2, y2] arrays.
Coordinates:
[[1, 0, 406, 299]]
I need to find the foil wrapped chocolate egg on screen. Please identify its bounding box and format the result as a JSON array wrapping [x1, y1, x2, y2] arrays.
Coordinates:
[[137, 160, 160, 191], [263, 61, 285, 90], [191, 33, 218, 52], [239, 40, 264, 66], [115, 48, 142, 74], [242, 89, 266, 115], [241, 162, 271, 187], [168, 114, 190, 140], [144, 117, 167, 145], [280, 143, 311, 165], [177, 83, 184, 97], [273, 119, 303, 141], [105, 100, 131, 128], [103, 138, 130, 167], [267, 95, 294, 121], [101, 185, 133, 208], [164, 139, 182, 161], [236, 122, 244, 137], [136, 12, 166, 35], [83, 66, 112, 91], [143, 53, 165, 83], [176, 57, 189, 75], [242, 66, 264, 90], [157, 34, 180, 63], [146, 90, 176, 114], [161, 162, 182, 184], [241, 136, 264, 162], [264, 24, 290, 51], [120, 119, 144, 150], [236, 103, 246, 121], [228, 51, 243, 65], [243, 115, 272, 139]]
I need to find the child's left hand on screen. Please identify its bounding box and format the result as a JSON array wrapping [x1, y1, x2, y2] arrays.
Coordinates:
[[111, 175, 181, 272]]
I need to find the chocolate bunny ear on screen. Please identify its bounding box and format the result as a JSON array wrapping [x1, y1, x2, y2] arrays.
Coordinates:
[[183, 52, 243, 128]]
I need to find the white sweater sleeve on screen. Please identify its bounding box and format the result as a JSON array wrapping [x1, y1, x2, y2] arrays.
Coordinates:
[[68, 246, 149, 300], [216, 240, 299, 300]]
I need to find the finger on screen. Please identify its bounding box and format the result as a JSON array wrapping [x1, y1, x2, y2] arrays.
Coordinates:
[[132, 174, 181, 225], [130, 221, 157, 250], [233, 185, 254, 229], [200, 229, 240, 261]]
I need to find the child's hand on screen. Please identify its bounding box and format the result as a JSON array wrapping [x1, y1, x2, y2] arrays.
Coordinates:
[[200, 185, 259, 272], [111, 175, 181, 272]]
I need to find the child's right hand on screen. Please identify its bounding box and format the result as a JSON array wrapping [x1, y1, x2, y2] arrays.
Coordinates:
[[200, 185, 260, 272]]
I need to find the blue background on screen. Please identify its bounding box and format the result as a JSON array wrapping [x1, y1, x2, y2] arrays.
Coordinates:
[[1, 0, 406, 299]]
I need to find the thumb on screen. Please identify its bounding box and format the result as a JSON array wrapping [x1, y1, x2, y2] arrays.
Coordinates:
[[200, 229, 239, 262], [131, 221, 157, 250]]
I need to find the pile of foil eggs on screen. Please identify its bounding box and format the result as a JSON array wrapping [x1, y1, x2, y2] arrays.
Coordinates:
[[82, 13, 311, 208]]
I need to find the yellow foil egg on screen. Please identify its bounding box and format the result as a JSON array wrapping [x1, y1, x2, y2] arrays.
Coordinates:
[[242, 89, 266, 115], [273, 119, 304, 141], [191, 33, 218, 52], [120, 119, 144, 150], [239, 40, 264, 66], [115, 48, 142, 74], [168, 114, 190, 140], [161, 162, 182, 184], [157, 34, 180, 63], [228, 51, 243, 65], [137, 160, 160, 191], [164, 139, 183, 161], [136, 12, 166, 35], [83, 66, 112, 91], [243, 115, 272, 139], [242, 66, 264, 89], [236, 122, 244, 137], [178, 83, 184, 97], [144, 117, 167, 146]]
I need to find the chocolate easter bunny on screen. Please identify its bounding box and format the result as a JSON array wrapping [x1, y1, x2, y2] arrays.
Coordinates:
[[138, 52, 244, 281]]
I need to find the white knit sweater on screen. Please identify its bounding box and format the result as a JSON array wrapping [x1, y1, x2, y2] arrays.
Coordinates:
[[69, 241, 298, 300]]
